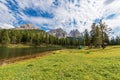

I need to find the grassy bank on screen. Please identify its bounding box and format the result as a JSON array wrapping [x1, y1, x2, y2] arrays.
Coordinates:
[[0, 44, 63, 48], [0, 46, 120, 80], [0, 44, 33, 48]]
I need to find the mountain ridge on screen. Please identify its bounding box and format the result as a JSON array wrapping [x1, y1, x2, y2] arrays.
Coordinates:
[[0, 23, 82, 38], [48, 28, 82, 38]]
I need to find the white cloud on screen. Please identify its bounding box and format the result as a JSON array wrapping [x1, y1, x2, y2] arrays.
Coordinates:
[[0, 0, 120, 35], [0, 2, 17, 25], [0, 23, 14, 29]]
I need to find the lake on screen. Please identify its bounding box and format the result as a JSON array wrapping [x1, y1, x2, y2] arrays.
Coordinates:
[[0, 47, 60, 60]]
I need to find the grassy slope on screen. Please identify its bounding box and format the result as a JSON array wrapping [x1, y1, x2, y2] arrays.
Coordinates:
[[0, 46, 120, 80]]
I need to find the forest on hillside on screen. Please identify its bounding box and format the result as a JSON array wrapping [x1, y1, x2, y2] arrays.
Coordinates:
[[0, 29, 81, 47]]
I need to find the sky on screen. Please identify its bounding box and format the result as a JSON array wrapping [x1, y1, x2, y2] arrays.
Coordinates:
[[0, 0, 120, 36]]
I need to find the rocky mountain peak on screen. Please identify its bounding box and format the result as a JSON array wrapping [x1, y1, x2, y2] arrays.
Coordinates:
[[20, 24, 37, 29], [48, 28, 82, 38], [69, 29, 81, 38], [48, 28, 67, 38], [15, 24, 38, 30]]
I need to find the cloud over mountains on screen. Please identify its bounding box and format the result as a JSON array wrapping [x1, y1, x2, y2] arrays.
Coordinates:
[[0, 0, 120, 35]]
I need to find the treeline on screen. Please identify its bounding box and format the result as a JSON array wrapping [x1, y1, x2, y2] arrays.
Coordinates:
[[109, 36, 120, 45], [84, 20, 111, 49], [0, 29, 81, 47]]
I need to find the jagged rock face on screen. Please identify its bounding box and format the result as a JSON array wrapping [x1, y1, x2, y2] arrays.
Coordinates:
[[16, 24, 37, 30], [20, 24, 35, 29], [48, 28, 82, 38], [48, 28, 67, 38], [69, 29, 81, 38]]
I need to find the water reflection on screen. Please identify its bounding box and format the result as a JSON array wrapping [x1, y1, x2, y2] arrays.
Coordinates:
[[0, 47, 60, 60]]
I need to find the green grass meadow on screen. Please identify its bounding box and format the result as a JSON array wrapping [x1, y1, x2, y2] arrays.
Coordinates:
[[0, 46, 120, 80]]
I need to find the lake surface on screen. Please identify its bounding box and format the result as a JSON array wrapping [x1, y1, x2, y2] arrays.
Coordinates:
[[0, 47, 60, 60]]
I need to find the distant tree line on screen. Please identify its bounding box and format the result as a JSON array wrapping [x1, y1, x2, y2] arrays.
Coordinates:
[[0, 29, 81, 47], [109, 36, 120, 45]]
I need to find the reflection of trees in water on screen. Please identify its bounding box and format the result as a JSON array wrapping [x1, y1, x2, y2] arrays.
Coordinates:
[[0, 47, 60, 60]]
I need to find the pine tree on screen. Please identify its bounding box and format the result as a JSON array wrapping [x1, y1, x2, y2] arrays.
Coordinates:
[[90, 23, 96, 47], [94, 26, 102, 48], [1, 30, 10, 45], [84, 29, 90, 46], [99, 20, 111, 49]]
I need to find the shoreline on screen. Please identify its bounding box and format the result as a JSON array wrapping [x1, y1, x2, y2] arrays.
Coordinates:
[[0, 50, 54, 66]]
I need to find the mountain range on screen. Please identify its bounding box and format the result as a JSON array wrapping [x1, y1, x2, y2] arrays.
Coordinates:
[[15, 24, 38, 30], [0, 24, 37, 30], [0, 24, 82, 38], [48, 28, 82, 38]]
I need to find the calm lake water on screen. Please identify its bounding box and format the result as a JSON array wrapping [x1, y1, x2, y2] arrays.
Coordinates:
[[0, 47, 60, 60]]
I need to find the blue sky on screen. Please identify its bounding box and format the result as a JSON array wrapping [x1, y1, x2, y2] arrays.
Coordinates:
[[0, 0, 120, 36]]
